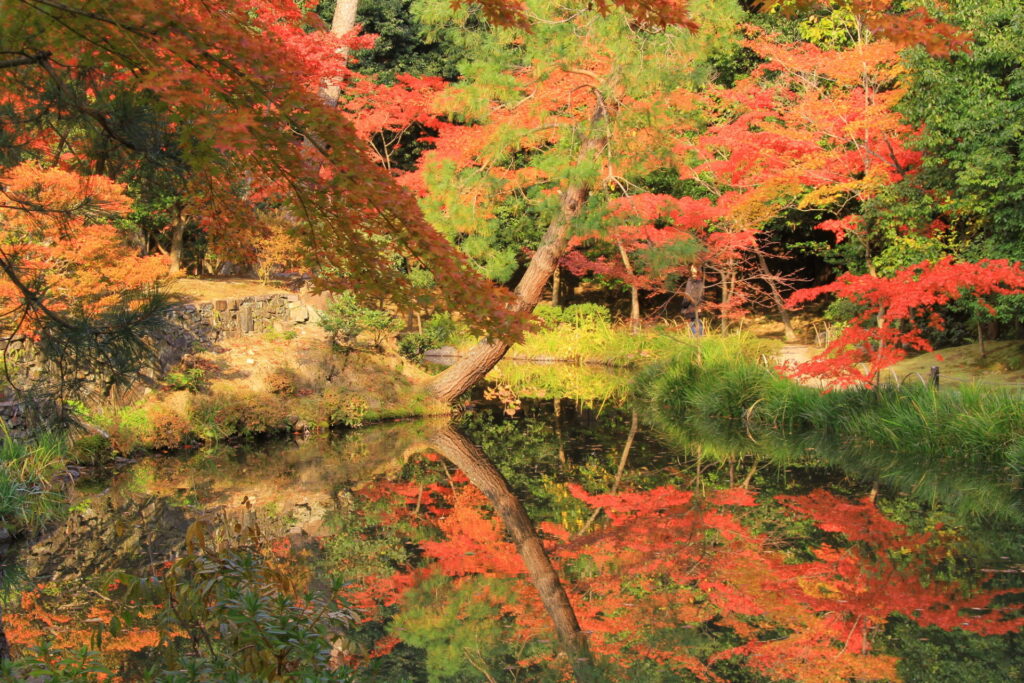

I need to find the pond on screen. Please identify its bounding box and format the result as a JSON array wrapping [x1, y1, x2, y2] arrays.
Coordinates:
[[2, 364, 1023, 682]]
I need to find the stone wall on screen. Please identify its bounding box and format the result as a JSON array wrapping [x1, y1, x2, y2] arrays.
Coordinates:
[[154, 293, 319, 368], [0, 293, 321, 431]]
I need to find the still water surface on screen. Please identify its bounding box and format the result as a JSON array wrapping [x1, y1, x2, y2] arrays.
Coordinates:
[[6, 368, 1024, 681]]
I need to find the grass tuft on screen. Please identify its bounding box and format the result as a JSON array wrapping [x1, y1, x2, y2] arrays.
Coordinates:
[[641, 335, 1024, 520]]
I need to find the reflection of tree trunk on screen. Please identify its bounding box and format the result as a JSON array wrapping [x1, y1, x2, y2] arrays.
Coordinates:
[[554, 398, 566, 465], [429, 426, 595, 681], [427, 103, 612, 403], [612, 411, 638, 491], [579, 411, 638, 535]]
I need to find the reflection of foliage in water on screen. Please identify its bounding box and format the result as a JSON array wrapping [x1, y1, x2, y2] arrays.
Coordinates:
[[6, 365, 1024, 680], [457, 401, 672, 519], [325, 457, 1024, 682], [4, 512, 359, 681]]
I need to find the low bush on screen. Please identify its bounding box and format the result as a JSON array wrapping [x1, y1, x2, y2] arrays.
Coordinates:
[[264, 366, 299, 395], [397, 313, 458, 360], [298, 388, 367, 429], [101, 405, 154, 454], [319, 291, 402, 349], [147, 405, 194, 450], [68, 433, 112, 466], [163, 367, 206, 392], [533, 302, 612, 329], [640, 335, 1024, 520], [189, 390, 292, 441]]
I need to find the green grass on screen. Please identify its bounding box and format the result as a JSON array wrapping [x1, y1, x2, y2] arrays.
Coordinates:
[[487, 361, 633, 403], [890, 340, 1024, 387], [641, 335, 1024, 520], [495, 323, 695, 366], [0, 432, 68, 533]]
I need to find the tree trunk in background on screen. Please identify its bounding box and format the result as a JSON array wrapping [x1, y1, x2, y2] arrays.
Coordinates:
[[429, 426, 596, 681], [0, 609, 9, 661], [321, 0, 360, 105], [616, 241, 640, 330], [427, 108, 610, 402], [167, 211, 186, 276], [756, 252, 795, 342], [551, 267, 561, 307], [718, 263, 736, 334]]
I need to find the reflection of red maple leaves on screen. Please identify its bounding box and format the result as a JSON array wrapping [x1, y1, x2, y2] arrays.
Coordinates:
[[344, 468, 1023, 682]]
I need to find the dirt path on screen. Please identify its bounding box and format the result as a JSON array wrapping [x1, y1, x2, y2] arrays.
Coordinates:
[[165, 277, 295, 303], [776, 343, 818, 366]]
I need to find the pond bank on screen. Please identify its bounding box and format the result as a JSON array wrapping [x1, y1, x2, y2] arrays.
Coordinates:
[[641, 336, 1024, 520]]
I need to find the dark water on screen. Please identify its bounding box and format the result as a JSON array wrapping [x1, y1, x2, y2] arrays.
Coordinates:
[[5, 372, 1024, 681]]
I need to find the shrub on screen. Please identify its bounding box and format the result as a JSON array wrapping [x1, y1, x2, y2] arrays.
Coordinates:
[[147, 405, 193, 450], [532, 303, 612, 330], [422, 312, 457, 344], [102, 405, 154, 454], [533, 302, 564, 328], [322, 388, 368, 428], [68, 433, 112, 466], [189, 390, 291, 441], [397, 333, 433, 360], [564, 303, 612, 329], [397, 313, 458, 360], [319, 291, 401, 349], [299, 388, 368, 429], [164, 367, 206, 392], [263, 328, 298, 342], [265, 367, 298, 395]]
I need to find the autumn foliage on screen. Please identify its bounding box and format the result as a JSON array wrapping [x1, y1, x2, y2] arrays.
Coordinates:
[[0, 162, 167, 336], [785, 257, 1024, 386], [338, 463, 1024, 681]]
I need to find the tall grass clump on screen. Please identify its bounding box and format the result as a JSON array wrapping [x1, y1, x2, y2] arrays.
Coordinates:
[[639, 336, 1024, 520], [509, 322, 691, 366], [488, 361, 633, 404], [0, 431, 68, 533]]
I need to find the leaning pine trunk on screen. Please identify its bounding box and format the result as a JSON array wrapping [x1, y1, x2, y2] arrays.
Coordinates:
[[430, 426, 596, 681], [427, 106, 611, 402]]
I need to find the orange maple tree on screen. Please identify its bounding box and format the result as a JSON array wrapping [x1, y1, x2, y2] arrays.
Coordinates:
[[0, 162, 167, 337], [2, 0, 526, 336]]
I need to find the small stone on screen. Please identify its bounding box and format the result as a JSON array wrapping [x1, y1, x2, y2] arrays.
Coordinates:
[[289, 305, 309, 323]]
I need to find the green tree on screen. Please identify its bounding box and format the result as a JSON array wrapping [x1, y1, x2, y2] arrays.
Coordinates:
[[420, 0, 744, 400]]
